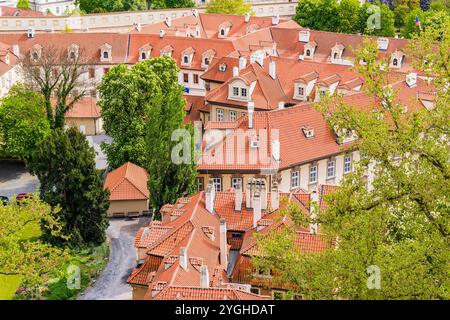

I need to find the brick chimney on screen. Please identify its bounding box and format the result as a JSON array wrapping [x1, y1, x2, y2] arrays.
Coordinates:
[[219, 219, 228, 269], [235, 184, 243, 211], [253, 192, 262, 228], [200, 265, 209, 288], [179, 247, 188, 271]]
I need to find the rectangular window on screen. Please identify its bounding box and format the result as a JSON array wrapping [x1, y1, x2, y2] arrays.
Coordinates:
[[309, 166, 318, 184], [233, 87, 239, 96], [231, 177, 242, 190], [212, 178, 222, 192], [291, 171, 299, 189], [241, 112, 247, 117], [250, 288, 260, 295], [241, 88, 247, 97], [183, 73, 189, 83], [193, 74, 199, 84], [229, 111, 237, 121], [216, 108, 224, 122], [298, 87, 304, 96], [197, 177, 205, 192], [232, 232, 242, 239], [344, 155, 352, 173], [327, 160, 336, 178], [89, 68, 95, 79]]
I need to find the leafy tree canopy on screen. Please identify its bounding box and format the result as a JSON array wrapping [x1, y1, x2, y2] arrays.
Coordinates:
[[206, 0, 252, 15]]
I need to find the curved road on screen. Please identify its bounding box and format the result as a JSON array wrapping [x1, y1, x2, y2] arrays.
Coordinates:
[[78, 217, 151, 300]]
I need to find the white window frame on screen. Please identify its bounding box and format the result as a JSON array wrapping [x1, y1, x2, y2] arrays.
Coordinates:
[[327, 160, 336, 179], [309, 166, 318, 184], [233, 87, 239, 96], [212, 178, 222, 192], [231, 177, 242, 190], [229, 110, 237, 121], [216, 108, 224, 122], [291, 171, 300, 189], [344, 155, 352, 174], [241, 88, 247, 97]]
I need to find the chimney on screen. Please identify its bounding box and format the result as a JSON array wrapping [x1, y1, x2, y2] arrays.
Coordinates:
[[244, 13, 250, 23], [12, 45, 20, 57], [205, 181, 216, 214], [247, 102, 255, 129], [27, 28, 35, 39], [309, 189, 319, 234], [272, 14, 280, 25], [200, 265, 210, 288], [269, 61, 276, 80], [159, 30, 165, 38], [235, 184, 243, 211], [239, 56, 247, 70], [245, 180, 252, 209], [272, 139, 280, 162], [261, 182, 268, 211], [219, 219, 228, 269], [179, 247, 188, 271], [232, 66, 239, 77], [278, 101, 285, 110], [165, 16, 172, 27], [270, 183, 279, 211], [135, 22, 141, 32], [253, 192, 262, 228], [192, 9, 199, 17]]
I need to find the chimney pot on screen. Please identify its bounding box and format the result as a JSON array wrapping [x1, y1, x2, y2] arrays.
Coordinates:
[[244, 13, 250, 23], [272, 14, 280, 25], [205, 181, 216, 214], [235, 184, 243, 211], [239, 56, 247, 70], [270, 183, 279, 210], [159, 30, 165, 38], [219, 219, 228, 269], [253, 192, 262, 228]]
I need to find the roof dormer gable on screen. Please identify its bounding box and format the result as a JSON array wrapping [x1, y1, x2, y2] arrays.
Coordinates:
[[30, 44, 42, 61], [100, 43, 112, 62], [202, 49, 216, 68], [68, 43, 79, 61], [181, 47, 196, 66], [218, 21, 232, 38], [390, 50, 405, 69], [331, 43, 345, 61], [160, 45, 174, 57], [303, 41, 317, 59], [139, 44, 152, 61]]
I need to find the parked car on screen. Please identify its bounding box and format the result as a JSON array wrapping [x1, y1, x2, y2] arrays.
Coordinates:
[[16, 193, 33, 205], [0, 196, 9, 206]]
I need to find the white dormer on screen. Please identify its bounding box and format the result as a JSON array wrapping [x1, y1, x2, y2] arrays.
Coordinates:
[[304, 41, 317, 59], [100, 43, 112, 62], [201, 49, 216, 68], [160, 45, 173, 57], [272, 14, 280, 25], [139, 44, 152, 61], [406, 73, 417, 88], [27, 28, 35, 39], [165, 16, 171, 28], [299, 30, 310, 43], [377, 37, 389, 50], [390, 50, 404, 69], [218, 21, 232, 38], [331, 43, 345, 62], [68, 43, 79, 61], [244, 13, 250, 23], [293, 71, 318, 101], [302, 126, 315, 139], [228, 79, 255, 102], [250, 50, 265, 66], [181, 47, 195, 66], [30, 44, 42, 61]]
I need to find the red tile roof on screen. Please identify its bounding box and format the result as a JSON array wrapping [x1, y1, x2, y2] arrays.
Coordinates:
[[104, 162, 149, 201], [64, 97, 101, 119], [152, 286, 269, 300], [0, 6, 49, 17]]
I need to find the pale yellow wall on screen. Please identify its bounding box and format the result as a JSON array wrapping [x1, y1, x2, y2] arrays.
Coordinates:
[[66, 118, 98, 136], [131, 285, 148, 300], [107, 199, 149, 217], [210, 103, 247, 122]]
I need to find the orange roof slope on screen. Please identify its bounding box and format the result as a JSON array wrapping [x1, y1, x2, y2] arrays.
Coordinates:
[[104, 162, 149, 201]]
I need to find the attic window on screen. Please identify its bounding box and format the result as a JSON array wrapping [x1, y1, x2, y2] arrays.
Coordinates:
[[393, 58, 398, 66], [183, 55, 189, 64], [103, 51, 109, 59], [306, 49, 311, 57], [32, 52, 39, 61], [219, 64, 227, 72], [141, 52, 146, 60], [69, 51, 76, 61], [302, 127, 314, 138], [220, 28, 225, 37], [204, 57, 210, 65]]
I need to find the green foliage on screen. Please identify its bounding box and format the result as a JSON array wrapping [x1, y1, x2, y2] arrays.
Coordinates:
[[0, 197, 68, 287], [151, 0, 195, 9], [16, 0, 30, 10], [401, 6, 450, 38], [77, 0, 147, 13], [206, 0, 252, 15], [254, 23, 450, 299], [294, 0, 395, 37], [393, 0, 420, 28], [27, 128, 110, 246], [0, 84, 51, 160]]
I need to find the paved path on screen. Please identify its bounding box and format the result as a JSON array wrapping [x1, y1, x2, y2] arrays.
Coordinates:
[[78, 217, 151, 300], [0, 161, 39, 199]]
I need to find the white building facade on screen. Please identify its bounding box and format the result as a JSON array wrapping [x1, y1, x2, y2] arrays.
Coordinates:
[[0, 0, 76, 16]]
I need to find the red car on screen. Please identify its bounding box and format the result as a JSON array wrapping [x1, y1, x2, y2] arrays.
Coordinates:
[[16, 193, 33, 205]]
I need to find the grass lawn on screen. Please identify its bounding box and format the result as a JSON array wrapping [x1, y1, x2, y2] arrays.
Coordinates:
[[0, 222, 42, 300]]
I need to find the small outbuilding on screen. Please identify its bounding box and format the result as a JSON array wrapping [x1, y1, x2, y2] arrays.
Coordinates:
[[104, 162, 150, 217]]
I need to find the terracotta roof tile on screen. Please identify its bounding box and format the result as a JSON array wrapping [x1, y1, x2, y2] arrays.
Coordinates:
[[104, 162, 149, 201]]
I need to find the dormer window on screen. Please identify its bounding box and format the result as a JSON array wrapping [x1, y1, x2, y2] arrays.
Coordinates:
[[390, 50, 404, 69], [201, 49, 216, 68], [204, 57, 210, 65], [233, 87, 239, 96], [183, 55, 189, 64], [218, 21, 232, 38], [219, 64, 227, 72], [303, 41, 317, 59], [393, 58, 398, 66], [181, 47, 195, 66], [68, 44, 79, 62], [302, 126, 314, 139], [241, 88, 247, 97], [30, 44, 42, 62], [160, 45, 174, 57], [220, 29, 225, 37], [298, 87, 304, 96], [141, 52, 147, 60], [139, 44, 152, 62], [100, 43, 112, 63], [306, 49, 311, 57], [229, 79, 251, 102], [331, 44, 345, 63]]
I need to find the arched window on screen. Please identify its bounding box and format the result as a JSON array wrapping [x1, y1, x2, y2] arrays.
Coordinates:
[[393, 58, 398, 66], [69, 51, 76, 60], [220, 29, 225, 36], [204, 57, 210, 65], [333, 52, 338, 59], [141, 52, 146, 60], [32, 52, 39, 61], [184, 55, 189, 64], [103, 51, 109, 59], [306, 49, 311, 57]]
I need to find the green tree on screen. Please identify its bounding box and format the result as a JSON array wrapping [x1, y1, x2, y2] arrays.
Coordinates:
[[254, 24, 450, 299], [294, 0, 340, 32], [0, 197, 68, 286], [27, 128, 110, 246], [16, 0, 30, 9], [77, 0, 147, 13], [401, 8, 427, 38], [360, 2, 396, 37], [151, 0, 195, 9], [0, 84, 51, 160], [206, 0, 252, 15], [393, 0, 420, 28], [337, 0, 361, 34]]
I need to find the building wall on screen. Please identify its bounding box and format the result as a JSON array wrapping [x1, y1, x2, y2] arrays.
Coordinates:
[[107, 199, 149, 217], [179, 68, 206, 96], [0, 64, 21, 98], [131, 285, 148, 300], [65, 117, 99, 136], [0, 2, 298, 31], [210, 103, 248, 122]]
